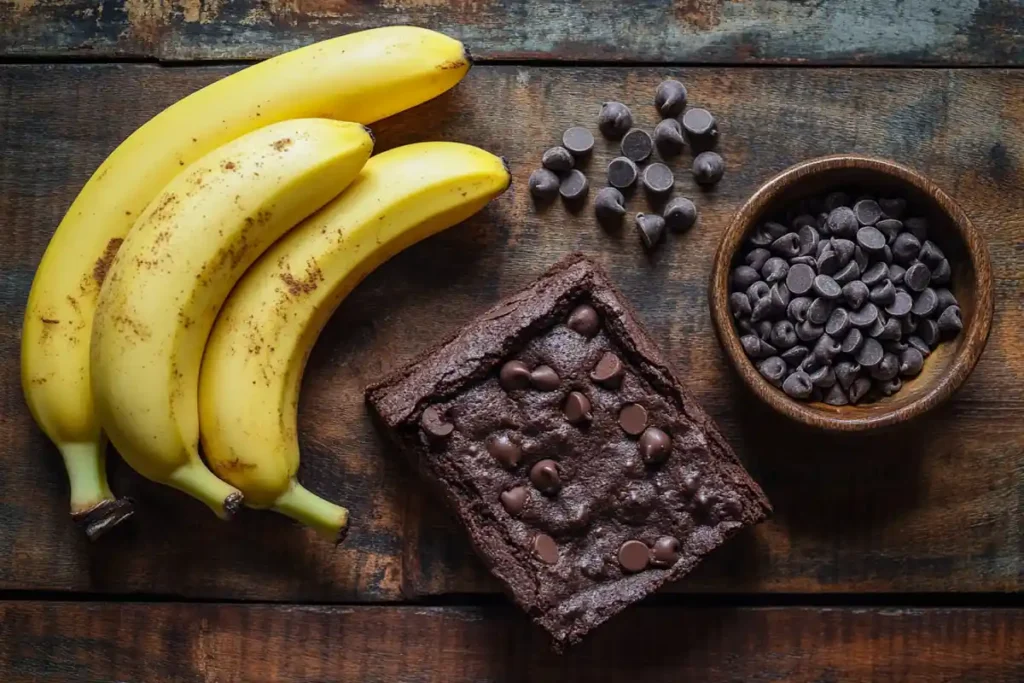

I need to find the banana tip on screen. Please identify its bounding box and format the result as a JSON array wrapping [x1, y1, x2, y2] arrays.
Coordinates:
[[362, 125, 375, 145], [462, 44, 474, 68], [335, 522, 350, 547], [75, 497, 136, 541], [223, 491, 244, 519]]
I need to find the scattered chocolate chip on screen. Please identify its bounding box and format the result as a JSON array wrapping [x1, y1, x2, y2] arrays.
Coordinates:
[[757, 356, 787, 386], [621, 128, 653, 163], [642, 163, 675, 195], [563, 391, 593, 425], [541, 146, 575, 172], [594, 187, 627, 228], [486, 433, 522, 469], [681, 107, 717, 144], [500, 486, 527, 516], [639, 427, 672, 465], [598, 101, 633, 139], [533, 533, 559, 564], [421, 406, 453, 439], [692, 151, 725, 186], [562, 126, 595, 157], [591, 352, 625, 389], [937, 305, 963, 337], [655, 80, 688, 117], [529, 365, 561, 391], [651, 536, 681, 567], [619, 403, 649, 436], [528, 168, 560, 200], [664, 197, 698, 232], [567, 304, 600, 337], [499, 360, 531, 390], [607, 156, 639, 189], [559, 169, 589, 201], [653, 118, 685, 156], [636, 212, 666, 250], [530, 459, 561, 495], [618, 539, 650, 573]]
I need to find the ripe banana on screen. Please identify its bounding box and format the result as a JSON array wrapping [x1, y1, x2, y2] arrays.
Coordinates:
[[21, 26, 469, 536], [91, 119, 374, 518], [198, 142, 510, 539]]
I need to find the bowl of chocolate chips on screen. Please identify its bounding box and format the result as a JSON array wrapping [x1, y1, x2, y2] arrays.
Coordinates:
[[709, 155, 993, 431]]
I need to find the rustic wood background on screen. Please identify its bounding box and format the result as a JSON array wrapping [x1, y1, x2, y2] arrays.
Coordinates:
[[1, 1, 1023, 681]]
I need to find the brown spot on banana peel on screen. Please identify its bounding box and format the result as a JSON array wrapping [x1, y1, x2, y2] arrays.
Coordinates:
[[279, 259, 323, 296], [271, 138, 293, 152], [92, 237, 124, 285]]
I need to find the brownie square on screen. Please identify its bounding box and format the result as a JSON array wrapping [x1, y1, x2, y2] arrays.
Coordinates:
[[366, 254, 771, 649]]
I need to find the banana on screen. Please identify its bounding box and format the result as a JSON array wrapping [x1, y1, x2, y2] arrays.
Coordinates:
[[198, 142, 510, 539], [21, 26, 469, 536], [90, 119, 374, 518]]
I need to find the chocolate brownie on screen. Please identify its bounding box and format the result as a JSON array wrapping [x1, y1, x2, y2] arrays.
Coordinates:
[[366, 254, 771, 649]]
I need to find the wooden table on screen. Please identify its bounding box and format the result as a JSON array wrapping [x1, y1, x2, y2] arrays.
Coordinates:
[[2, 2, 1023, 681]]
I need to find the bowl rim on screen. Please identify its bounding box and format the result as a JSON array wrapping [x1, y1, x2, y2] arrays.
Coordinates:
[[709, 154, 994, 432]]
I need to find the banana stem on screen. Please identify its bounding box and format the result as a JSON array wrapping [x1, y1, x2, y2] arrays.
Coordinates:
[[61, 441, 116, 514], [167, 462, 243, 520], [272, 481, 350, 543]]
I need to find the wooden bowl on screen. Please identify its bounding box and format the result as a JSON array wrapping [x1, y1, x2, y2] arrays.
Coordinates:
[[709, 155, 993, 432]]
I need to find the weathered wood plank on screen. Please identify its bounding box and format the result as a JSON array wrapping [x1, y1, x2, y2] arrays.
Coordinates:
[[2, 602, 1023, 682], [0, 0, 1022, 65], [1, 65, 1022, 601]]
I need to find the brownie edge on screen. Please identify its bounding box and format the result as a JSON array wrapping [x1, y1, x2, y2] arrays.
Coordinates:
[[367, 253, 772, 650]]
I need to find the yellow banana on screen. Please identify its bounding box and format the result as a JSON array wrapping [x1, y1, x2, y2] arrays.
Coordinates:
[[21, 26, 469, 536], [198, 142, 510, 539], [91, 119, 374, 518]]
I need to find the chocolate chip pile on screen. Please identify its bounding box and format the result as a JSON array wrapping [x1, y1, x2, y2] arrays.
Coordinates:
[[528, 78, 725, 252], [730, 192, 963, 404]]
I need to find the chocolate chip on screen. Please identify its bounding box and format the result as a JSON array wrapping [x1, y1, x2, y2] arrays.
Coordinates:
[[833, 260, 861, 286], [770, 320, 798, 349], [849, 376, 872, 404], [879, 376, 902, 396], [769, 283, 790, 312], [591, 352, 625, 389], [825, 307, 851, 337], [931, 258, 951, 285], [785, 263, 816, 296], [835, 360, 861, 390], [642, 163, 675, 195], [881, 244, 894, 264], [935, 288, 958, 311], [561, 391, 594, 426], [824, 383, 850, 406], [653, 118, 685, 157], [886, 291, 913, 317], [796, 320, 825, 343], [541, 146, 574, 172], [788, 296, 812, 323], [692, 151, 725, 186], [793, 213, 818, 230], [487, 434, 521, 469], [880, 198, 907, 219], [651, 536, 681, 567], [885, 339, 909, 354], [621, 128, 653, 163], [762, 257, 789, 284], [500, 486, 527, 516], [746, 247, 771, 272], [797, 224, 820, 256], [781, 345, 810, 367], [681, 107, 717, 143], [783, 371, 813, 399], [907, 336, 931, 357], [748, 281, 770, 308], [528, 168, 560, 200], [420, 406, 453, 439], [937, 305, 963, 338], [892, 232, 921, 264], [911, 288, 938, 317], [607, 156, 639, 189], [859, 262, 888, 288], [812, 274, 842, 300], [567, 304, 600, 337], [559, 169, 589, 201], [499, 360, 531, 390], [866, 315, 886, 339], [842, 280, 869, 310], [905, 217, 929, 241], [748, 227, 774, 247], [870, 352, 900, 381], [664, 197, 698, 232], [813, 332, 841, 364], [854, 245, 869, 272], [841, 328, 865, 355], [824, 192, 850, 211], [529, 365, 561, 391], [876, 218, 903, 243], [889, 263, 907, 286], [751, 299, 774, 325], [856, 337, 884, 367], [857, 226, 886, 253], [639, 427, 672, 465], [809, 364, 837, 388], [849, 302, 880, 328], [918, 318, 940, 347], [765, 222, 789, 240], [919, 240, 945, 267], [533, 533, 559, 564], [732, 265, 760, 290], [904, 262, 932, 292], [900, 347, 925, 377], [831, 238, 855, 267], [878, 317, 902, 341], [869, 280, 896, 306], [807, 297, 833, 325], [853, 199, 883, 226], [598, 101, 634, 139], [826, 207, 858, 238], [636, 213, 666, 250], [757, 356, 787, 386], [562, 126, 595, 157], [816, 248, 839, 276], [770, 232, 801, 259], [594, 187, 627, 228], [530, 459, 561, 495], [619, 403, 648, 436], [618, 539, 650, 573]]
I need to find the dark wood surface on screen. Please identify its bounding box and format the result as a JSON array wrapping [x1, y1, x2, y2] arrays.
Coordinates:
[[2, 602, 1023, 682], [1, 0, 1022, 64], [2, 6, 1024, 679]]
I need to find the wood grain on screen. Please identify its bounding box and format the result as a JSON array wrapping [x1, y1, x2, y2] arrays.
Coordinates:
[[0, 0, 1022, 65], [1, 65, 1022, 601], [1, 602, 1023, 682]]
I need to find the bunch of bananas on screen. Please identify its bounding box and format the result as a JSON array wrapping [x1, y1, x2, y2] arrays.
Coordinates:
[[21, 26, 511, 540]]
